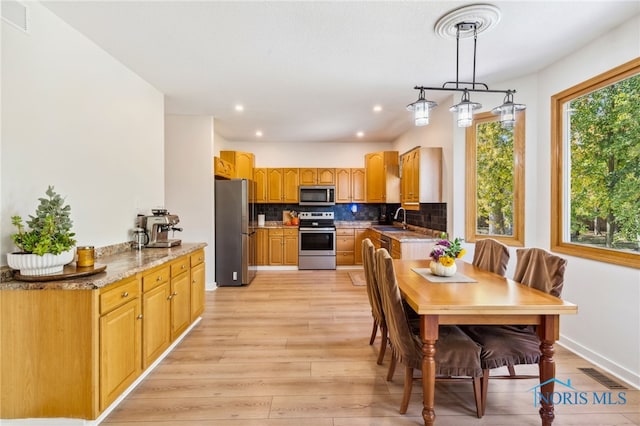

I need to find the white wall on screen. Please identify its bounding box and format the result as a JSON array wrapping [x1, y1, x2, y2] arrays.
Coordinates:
[[535, 16, 640, 387], [165, 115, 215, 287], [1, 2, 164, 257]]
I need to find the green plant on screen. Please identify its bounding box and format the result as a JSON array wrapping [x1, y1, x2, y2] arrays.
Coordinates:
[[10, 186, 76, 255], [429, 233, 466, 267]]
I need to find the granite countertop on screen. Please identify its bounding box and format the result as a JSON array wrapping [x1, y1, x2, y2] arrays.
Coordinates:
[[1, 242, 207, 291]]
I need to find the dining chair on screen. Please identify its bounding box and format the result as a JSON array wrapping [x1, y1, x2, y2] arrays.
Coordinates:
[[375, 248, 484, 417], [362, 238, 388, 364], [462, 247, 567, 416], [472, 238, 510, 277]]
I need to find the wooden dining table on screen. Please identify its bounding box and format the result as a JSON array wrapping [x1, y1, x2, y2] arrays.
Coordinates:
[[393, 258, 578, 426]]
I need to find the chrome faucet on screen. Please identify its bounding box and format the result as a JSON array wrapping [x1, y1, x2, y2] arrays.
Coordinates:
[[394, 207, 407, 229]]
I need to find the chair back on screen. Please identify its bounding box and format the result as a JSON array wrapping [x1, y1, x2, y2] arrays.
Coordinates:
[[514, 248, 567, 297], [375, 248, 422, 369], [362, 238, 384, 325], [472, 238, 510, 277]]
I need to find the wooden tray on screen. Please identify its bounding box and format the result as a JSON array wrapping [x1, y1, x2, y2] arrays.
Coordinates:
[[13, 263, 107, 282]]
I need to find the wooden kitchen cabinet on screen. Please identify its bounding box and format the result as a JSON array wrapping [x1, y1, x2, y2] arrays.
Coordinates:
[[0, 249, 206, 421], [267, 168, 299, 203], [253, 168, 268, 203], [299, 168, 335, 185], [400, 147, 442, 209], [170, 257, 191, 340], [99, 277, 141, 411], [336, 228, 355, 265], [256, 228, 269, 265], [354, 228, 368, 264], [220, 150, 254, 180], [268, 228, 298, 265], [213, 156, 234, 179], [190, 249, 206, 321], [365, 151, 400, 203], [336, 168, 365, 203]]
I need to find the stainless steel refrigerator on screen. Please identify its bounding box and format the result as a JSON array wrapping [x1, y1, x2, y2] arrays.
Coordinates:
[[215, 179, 256, 286]]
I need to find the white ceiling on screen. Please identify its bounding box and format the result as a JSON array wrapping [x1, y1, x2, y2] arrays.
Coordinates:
[[42, 1, 640, 144]]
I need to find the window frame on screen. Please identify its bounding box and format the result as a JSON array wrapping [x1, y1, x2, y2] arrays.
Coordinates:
[[465, 111, 525, 246], [551, 57, 640, 269]]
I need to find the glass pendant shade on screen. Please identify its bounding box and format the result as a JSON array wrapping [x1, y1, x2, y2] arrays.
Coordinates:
[[492, 92, 526, 128], [449, 91, 481, 128], [407, 90, 437, 126]]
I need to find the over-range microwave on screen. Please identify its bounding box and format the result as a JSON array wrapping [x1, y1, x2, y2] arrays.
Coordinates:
[[299, 185, 336, 206]]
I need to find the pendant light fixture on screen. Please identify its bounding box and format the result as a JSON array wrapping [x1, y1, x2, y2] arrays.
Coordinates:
[[407, 4, 525, 128]]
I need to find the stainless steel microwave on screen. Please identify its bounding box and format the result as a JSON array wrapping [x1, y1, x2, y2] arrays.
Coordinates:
[[299, 185, 336, 206]]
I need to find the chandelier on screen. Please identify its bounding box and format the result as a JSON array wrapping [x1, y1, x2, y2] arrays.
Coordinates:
[[407, 6, 525, 128]]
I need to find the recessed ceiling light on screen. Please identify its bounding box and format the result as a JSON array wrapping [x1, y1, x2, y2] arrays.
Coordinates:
[[373, 105, 382, 112], [356, 131, 365, 138], [235, 104, 244, 112], [255, 130, 263, 137]]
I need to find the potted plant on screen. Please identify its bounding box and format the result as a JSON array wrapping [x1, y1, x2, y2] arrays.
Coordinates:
[[7, 186, 77, 276], [429, 233, 466, 277]]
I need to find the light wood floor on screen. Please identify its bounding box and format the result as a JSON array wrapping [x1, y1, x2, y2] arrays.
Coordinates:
[[103, 269, 639, 426]]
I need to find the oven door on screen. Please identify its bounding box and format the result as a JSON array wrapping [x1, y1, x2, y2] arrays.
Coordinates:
[[299, 228, 336, 256]]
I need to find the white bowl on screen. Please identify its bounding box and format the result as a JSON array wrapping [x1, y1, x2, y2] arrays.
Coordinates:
[[7, 249, 75, 276]]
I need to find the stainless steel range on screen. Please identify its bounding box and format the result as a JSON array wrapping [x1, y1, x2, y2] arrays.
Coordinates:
[[298, 211, 336, 270]]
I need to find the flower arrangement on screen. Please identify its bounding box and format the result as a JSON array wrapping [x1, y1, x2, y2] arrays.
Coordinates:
[[429, 233, 466, 267]]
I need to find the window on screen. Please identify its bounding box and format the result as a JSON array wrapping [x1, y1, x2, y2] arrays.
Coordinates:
[[465, 111, 525, 246], [551, 58, 640, 268]]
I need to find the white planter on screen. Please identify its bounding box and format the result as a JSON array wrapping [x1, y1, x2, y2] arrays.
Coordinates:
[[430, 259, 457, 277], [7, 249, 75, 276]]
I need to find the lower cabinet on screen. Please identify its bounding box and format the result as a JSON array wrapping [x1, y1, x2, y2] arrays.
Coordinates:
[[99, 276, 142, 410], [256, 228, 269, 265], [336, 228, 355, 265], [0, 249, 206, 421], [268, 228, 298, 265]]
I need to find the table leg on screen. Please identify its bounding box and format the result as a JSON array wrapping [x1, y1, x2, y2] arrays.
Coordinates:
[[538, 315, 559, 426], [420, 315, 439, 426]]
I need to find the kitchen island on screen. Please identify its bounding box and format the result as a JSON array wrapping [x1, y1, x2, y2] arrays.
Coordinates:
[[0, 243, 206, 423]]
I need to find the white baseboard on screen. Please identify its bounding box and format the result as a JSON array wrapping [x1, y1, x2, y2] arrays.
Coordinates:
[[559, 333, 640, 389], [2, 318, 202, 426]]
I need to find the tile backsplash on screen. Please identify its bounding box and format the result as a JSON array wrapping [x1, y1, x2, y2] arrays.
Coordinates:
[[255, 202, 446, 230]]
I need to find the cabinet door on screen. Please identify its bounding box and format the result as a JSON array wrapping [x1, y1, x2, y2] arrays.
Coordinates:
[[283, 231, 299, 265], [253, 168, 268, 203], [299, 168, 317, 185], [268, 230, 284, 265], [256, 228, 269, 265], [282, 168, 299, 203], [267, 168, 284, 203], [100, 298, 141, 410], [365, 152, 385, 202], [354, 228, 368, 265], [190, 262, 205, 322], [351, 168, 366, 202], [170, 271, 191, 340], [317, 168, 335, 185], [235, 152, 255, 180], [142, 283, 171, 368], [335, 168, 351, 203]]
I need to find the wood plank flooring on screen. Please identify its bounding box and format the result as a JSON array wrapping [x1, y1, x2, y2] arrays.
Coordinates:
[[103, 269, 638, 426]]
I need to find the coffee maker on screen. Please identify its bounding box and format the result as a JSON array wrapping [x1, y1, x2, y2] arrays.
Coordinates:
[[138, 209, 183, 248]]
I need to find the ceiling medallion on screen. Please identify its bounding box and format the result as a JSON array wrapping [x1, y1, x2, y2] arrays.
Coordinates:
[[434, 4, 501, 39]]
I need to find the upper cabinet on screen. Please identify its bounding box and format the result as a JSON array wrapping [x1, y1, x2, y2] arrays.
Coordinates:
[[266, 168, 299, 203], [400, 147, 442, 210], [299, 168, 335, 185], [213, 156, 234, 179], [254, 168, 268, 203], [365, 151, 400, 203], [220, 151, 255, 180], [336, 168, 365, 203]]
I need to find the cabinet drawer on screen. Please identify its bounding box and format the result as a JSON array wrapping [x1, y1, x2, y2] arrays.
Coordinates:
[[100, 277, 140, 315], [336, 252, 355, 265], [336, 236, 354, 251], [269, 228, 284, 236], [283, 228, 298, 237], [336, 228, 354, 236], [190, 249, 205, 267], [171, 257, 190, 277], [142, 265, 170, 292]]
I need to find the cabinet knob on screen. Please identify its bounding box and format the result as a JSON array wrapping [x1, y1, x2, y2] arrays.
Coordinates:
[[137, 314, 143, 320], [156, 276, 162, 281], [167, 294, 173, 300], [181, 265, 186, 269], [192, 280, 197, 284], [121, 291, 129, 298]]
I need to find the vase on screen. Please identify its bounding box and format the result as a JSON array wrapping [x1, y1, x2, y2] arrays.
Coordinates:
[[430, 260, 457, 277], [7, 249, 75, 276]]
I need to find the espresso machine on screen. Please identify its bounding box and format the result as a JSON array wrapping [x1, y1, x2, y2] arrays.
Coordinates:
[[138, 209, 183, 248]]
